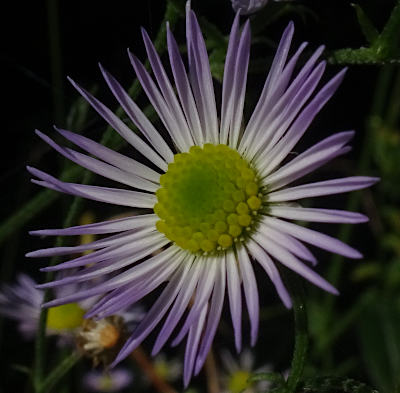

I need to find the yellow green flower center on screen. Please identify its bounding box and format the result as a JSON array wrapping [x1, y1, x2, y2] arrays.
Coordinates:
[[154, 144, 263, 254], [228, 370, 252, 393], [47, 303, 85, 330]]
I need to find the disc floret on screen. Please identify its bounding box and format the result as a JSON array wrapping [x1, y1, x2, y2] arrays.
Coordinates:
[[154, 144, 264, 254]]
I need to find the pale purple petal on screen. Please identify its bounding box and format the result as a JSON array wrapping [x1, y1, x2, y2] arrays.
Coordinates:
[[171, 257, 218, 347], [41, 247, 180, 307], [259, 69, 347, 175], [35, 130, 158, 193], [237, 246, 259, 346], [183, 304, 208, 388], [255, 234, 339, 294], [249, 60, 326, 162], [28, 166, 156, 209], [99, 65, 175, 162], [68, 78, 167, 171], [248, 240, 292, 308], [152, 258, 203, 355], [128, 51, 191, 152], [166, 24, 203, 145], [241, 22, 294, 149], [263, 216, 363, 259], [258, 222, 317, 264], [109, 257, 192, 363], [30, 214, 157, 236], [194, 255, 226, 374], [263, 131, 355, 190], [27, 226, 155, 258], [141, 28, 194, 147], [220, 13, 240, 145], [55, 127, 161, 183], [269, 206, 368, 224], [232, 0, 269, 14], [268, 176, 379, 202], [226, 252, 242, 352], [186, 5, 218, 144]]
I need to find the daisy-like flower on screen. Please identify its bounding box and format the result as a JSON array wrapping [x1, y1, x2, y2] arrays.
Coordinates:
[[220, 348, 271, 393], [0, 274, 44, 339], [83, 368, 133, 392], [232, 0, 270, 15], [27, 2, 378, 386], [0, 273, 94, 340], [152, 353, 182, 383]]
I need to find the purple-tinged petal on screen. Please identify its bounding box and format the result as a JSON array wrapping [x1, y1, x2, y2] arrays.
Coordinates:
[[226, 252, 242, 352], [194, 255, 226, 375], [269, 206, 368, 224], [220, 16, 250, 149], [237, 246, 259, 346], [252, 60, 327, 165], [99, 65, 175, 162], [152, 258, 202, 355], [183, 304, 208, 388], [263, 131, 355, 190], [141, 28, 194, 147], [229, 21, 251, 150], [255, 234, 339, 294], [166, 24, 203, 145], [27, 226, 154, 258], [55, 127, 161, 183], [35, 130, 158, 193], [128, 51, 191, 153], [41, 247, 180, 307], [28, 166, 156, 209], [268, 176, 379, 202], [186, 6, 218, 144], [259, 68, 347, 175], [242, 22, 294, 147], [258, 222, 317, 265], [248, 240, 292, 308], [263, 216, 363, 259], [89, 250, 186, 319], [171, 257, 218, 347], [109, 257, 192, 362], [220, 12, 240, 145], [30, 214, 157, 236], [232, 0, 269, 15], [68, 78, 167, 171], [42, 236, 168, 283], [243, 44, 324, 157]]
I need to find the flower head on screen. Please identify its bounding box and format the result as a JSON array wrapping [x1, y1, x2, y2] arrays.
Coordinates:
[[28, 2, 378, 386], [0, 274, 43, 339], [220, 348, 271, 393], [83, 368, 133, 392], [231, 0, 270, 15]]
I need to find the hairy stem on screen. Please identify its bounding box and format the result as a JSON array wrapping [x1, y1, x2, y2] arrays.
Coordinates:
[[285, 274, 309, 393]]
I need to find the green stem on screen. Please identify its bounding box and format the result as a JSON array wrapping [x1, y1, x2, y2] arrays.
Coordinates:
[[33, 183, 87, 392], [37, 352, 82, 393], [285, 274, 309, 393], [46, 0, 64, 124]]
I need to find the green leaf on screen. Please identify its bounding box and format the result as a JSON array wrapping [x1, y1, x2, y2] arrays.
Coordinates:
[[357, 300, 400, 392], [375, 0, 400, 58], [351, 3, 379, 45], [297, 376, 379, 393]]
